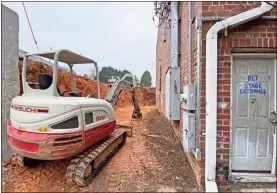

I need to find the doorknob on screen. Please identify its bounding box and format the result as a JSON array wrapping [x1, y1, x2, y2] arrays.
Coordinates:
[[270, 110, 277, 124]]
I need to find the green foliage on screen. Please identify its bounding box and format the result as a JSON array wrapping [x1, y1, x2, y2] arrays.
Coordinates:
[[96, 66, 133, 83], [140, 71, 152, 87]]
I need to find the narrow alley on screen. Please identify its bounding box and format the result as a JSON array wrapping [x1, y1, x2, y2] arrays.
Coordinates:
[[2, 106, 199, 192]]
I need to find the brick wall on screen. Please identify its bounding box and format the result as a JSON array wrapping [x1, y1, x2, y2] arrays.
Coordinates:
[[156, 1, 277, 188], [179, 2, 205, 187], [202, 1, 276, 187], [156, 20, 170, 114]]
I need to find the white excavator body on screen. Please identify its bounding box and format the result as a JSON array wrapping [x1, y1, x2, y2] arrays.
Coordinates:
[[7, 49, 141, 186]]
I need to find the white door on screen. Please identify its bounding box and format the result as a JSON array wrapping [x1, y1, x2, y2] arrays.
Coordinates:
[[231, 56, 276, 172]]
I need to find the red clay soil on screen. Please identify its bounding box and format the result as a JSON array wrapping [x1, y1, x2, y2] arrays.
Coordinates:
[[2, 106, 198, 192], [18, 59, 155, 107]]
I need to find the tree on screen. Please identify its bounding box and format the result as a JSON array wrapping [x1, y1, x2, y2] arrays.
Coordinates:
[[140, 71, 152, 87], [96, 66, 133, 83], [98, 66, 117, 83]]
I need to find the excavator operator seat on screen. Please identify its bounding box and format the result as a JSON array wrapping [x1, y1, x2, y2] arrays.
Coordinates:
[[38, 73, 52, 90], [38, 73, 63, 96]]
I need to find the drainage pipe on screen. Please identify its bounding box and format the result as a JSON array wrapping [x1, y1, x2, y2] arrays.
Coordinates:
[[188, 2, 192, 84], [170, 1, 179, 69], [205, 2, 273, 192], [201, 15, 276, 21], [195, 18, 202, 160]]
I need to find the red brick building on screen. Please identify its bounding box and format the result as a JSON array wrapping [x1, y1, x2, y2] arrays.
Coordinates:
[[156, 1, 276, 191]]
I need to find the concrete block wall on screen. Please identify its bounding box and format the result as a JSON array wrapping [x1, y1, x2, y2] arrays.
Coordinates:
[[1, 5, 19, 162]]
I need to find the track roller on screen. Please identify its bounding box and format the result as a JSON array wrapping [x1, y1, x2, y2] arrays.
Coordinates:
[[66, 129, 127, 186]]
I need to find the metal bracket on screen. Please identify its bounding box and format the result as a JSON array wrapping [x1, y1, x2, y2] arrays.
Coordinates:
[[270, 110, 277, 124], [195, 17, 202, 29], [224, 28, 228, 36]]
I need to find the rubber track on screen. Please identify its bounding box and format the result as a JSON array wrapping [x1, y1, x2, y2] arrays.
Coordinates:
[[65, 129, 126, 187]]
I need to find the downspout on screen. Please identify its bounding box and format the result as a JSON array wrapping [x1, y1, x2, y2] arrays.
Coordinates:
[[195, 18, 202, 160], [170, 1, 179, 69], [188, 2, 192, 84], [205, 2, 273, 192]]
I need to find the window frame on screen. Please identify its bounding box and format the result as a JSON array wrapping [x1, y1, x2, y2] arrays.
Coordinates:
[[50, 115, 79, 129]]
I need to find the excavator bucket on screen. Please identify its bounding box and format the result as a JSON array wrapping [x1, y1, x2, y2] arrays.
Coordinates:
[[132, 111, 142, 121]]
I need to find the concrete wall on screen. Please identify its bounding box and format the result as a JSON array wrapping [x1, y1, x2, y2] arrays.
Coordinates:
[[1, 5, 19, 163], [156, 1, 277, 188]]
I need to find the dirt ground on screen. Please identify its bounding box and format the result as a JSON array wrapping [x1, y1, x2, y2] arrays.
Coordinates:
[[2, 106, 199, 192]]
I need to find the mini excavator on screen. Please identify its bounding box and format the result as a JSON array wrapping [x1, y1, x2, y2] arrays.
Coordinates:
[[7, 49, 142, 186]]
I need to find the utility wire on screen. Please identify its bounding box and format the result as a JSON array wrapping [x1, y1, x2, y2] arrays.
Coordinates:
[[22, 1, 43, 64], [22, 2, 40, 52]]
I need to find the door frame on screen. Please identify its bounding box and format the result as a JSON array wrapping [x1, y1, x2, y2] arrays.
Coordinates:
[[229, 53, 277, 179]]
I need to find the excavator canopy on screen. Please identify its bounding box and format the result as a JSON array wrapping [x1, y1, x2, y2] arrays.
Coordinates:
[[27, 49, 97, 65], [22, 49, 100, 98]]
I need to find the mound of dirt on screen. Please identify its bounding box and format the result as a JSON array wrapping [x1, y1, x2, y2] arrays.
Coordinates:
[[18, 59, 156, 107]]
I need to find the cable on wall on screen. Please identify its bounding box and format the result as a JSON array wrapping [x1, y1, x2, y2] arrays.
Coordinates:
[[152, 1, 171, 29]]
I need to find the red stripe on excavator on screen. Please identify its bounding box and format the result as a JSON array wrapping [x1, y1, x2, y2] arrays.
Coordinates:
[[7, 124, 84, 155], [84, 121, 116, 137], [84, 120, 116, 149], [7, 123, 82, 141], [7, 121, 116, 154], [8, 135, 39, 153], [37, 109, 49, 113]]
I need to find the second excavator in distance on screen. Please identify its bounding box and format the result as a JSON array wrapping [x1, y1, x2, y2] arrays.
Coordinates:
[[7, 49, 142, 186]]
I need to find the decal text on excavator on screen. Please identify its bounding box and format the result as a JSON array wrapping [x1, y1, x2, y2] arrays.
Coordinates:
[[11, 105, 48, 113], [96, 115, 105, 121]]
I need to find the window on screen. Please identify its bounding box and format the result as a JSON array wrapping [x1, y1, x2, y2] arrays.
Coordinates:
[[85, 112, 94, 125], [51, 116, 79, 129]]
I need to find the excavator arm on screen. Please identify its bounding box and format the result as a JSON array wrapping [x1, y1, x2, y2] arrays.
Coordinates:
[[104, 73, 142, 120]]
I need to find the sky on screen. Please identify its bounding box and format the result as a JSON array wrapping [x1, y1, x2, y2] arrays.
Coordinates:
[[2, 2, 157, 86]]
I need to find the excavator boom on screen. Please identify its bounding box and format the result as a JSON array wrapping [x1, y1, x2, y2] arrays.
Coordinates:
[[104, 73, 142, 120]]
